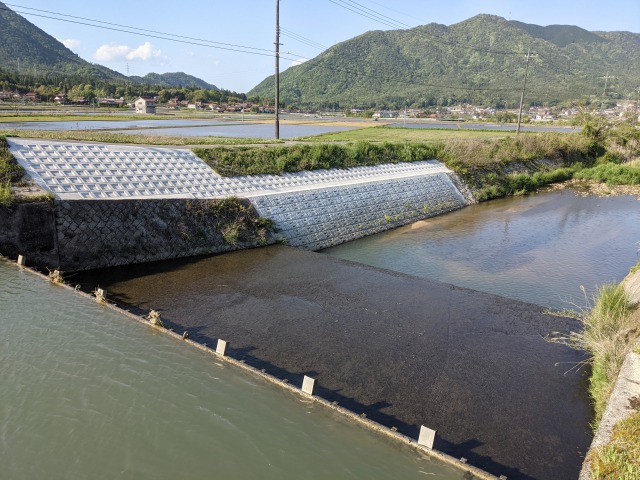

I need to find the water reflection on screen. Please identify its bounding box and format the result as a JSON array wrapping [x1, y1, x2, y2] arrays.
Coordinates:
[[324, 189, 640, 309]]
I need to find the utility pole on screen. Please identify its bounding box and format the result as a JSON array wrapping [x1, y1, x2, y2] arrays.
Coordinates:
[[600, 72, 615, 110], [274, 0, 280, 139], [516, 50, 535, 136]]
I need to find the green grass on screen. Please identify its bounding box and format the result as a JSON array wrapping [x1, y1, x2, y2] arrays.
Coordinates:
[[559, 284, 637, 426], [296, 124, 515, 142], [590, 411, 640, 479], [0, 135, 26, 205], [194, 142, 442, 176], [0, 130, 280, 146], [573, 162, 640, 186], [0, 181, 11, 206]]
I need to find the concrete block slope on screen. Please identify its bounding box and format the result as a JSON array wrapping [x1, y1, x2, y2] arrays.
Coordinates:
[[252, 173, 467, 250], [6, 139, 470, 263]]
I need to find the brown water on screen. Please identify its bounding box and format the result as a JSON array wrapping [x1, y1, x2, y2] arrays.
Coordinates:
[[64, 188, 639, 480], [0, 260, 466, 480], [71, 245, 592, 480], [324, 189, 640, 310]]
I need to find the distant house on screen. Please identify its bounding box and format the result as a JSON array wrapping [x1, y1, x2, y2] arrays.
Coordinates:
[[24, 92, 40, 102], [54, 93, 67, 104], [135, 96, 156, 114]]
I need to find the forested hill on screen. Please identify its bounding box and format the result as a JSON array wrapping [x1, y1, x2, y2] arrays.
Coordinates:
[[0, 0, 126, 81], [0, 2, 216, 89], [248, 14, 640, 109], [129, 72, 218, 90]]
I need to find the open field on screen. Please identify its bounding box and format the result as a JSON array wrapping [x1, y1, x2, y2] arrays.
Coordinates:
[[296, 125, 515, 142], [0, 129, 281, 146]]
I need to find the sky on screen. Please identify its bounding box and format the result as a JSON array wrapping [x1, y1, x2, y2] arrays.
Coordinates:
[[5, 0, 640, 93]]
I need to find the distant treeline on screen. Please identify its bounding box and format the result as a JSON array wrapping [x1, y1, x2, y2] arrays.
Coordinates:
[[0, 68, 257, 105]]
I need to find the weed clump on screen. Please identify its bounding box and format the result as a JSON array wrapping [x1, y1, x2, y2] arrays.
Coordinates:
[[554, 284, 637, 426], [47, 269, 64, 285], [589, 410, 640, 479]]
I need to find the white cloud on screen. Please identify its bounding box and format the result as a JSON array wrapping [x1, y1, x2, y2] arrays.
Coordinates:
[[94, 42, 162, 62], [290, 58, 308, 68], [126, 42, 161, 61], [59, 38, 81, 51]]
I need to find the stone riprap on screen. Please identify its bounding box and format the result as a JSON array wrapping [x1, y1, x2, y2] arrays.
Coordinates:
[[6, 139, 470, 268]]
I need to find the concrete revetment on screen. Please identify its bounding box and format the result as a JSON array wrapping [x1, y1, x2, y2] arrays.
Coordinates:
[[3, 139, 472, 271]]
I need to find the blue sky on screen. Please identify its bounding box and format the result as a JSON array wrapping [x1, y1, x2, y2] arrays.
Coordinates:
[[6, 0, 640, 92]]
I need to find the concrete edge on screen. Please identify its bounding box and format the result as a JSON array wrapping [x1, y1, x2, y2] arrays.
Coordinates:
[[5, 256, 499, 480]]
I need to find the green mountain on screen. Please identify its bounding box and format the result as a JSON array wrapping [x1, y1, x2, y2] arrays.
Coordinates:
[[129, 72, 218, 90], [0, 1, 126, 81], [249, 14, 640, 108], [0, 2, 216, 90]]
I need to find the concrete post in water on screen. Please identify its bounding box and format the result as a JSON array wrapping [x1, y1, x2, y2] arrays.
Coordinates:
[[418, 425, 437, 449], [302, 376, 316, 395], [216, 339, 229, 356], [17, 255, 26, 266]]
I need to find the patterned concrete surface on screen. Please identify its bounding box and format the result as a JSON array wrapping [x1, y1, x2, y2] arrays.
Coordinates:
[[9, 139, 452, 200]]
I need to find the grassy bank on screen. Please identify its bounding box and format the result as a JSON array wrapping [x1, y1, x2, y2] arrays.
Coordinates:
[[573, 283, 637, 425], [195, 133, 596, 201], [0, 136, 25, 205], [0, 130, 279, 146], [590, 411, 640, 479], [574, 160, 640, 186], [558, 264, 640, 478]]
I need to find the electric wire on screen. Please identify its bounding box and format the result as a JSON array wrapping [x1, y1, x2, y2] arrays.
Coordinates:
[[2, 4, 275, 57], [0, 3, 613, 101]]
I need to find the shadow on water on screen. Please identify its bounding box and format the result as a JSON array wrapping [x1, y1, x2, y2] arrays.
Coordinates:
[[87, 295, 540, 480], [71, 245, 593, 480]]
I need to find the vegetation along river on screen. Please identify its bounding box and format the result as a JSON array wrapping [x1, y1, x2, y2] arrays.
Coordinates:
[[0, 261, 467, 480]]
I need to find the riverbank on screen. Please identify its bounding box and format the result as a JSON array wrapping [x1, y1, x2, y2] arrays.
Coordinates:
[[579, 268, 640, 479]]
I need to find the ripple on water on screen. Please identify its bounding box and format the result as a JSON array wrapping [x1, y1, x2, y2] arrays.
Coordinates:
[[0, 261, 465, 480]]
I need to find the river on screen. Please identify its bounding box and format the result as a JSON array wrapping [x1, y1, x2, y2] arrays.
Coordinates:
[[324, 188, 640, 310], [0, 261, 465, 480]]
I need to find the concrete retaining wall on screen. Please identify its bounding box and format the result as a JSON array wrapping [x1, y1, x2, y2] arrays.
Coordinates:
[[0, 202, 58, 269], [1, 171, 470, 271], [0, 198, 272, 272], [253, 173, 467, 250]]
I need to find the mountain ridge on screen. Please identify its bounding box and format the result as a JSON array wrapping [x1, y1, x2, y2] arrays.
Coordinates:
[[249, 14, 640, 108], [0, 2, 217, 90]]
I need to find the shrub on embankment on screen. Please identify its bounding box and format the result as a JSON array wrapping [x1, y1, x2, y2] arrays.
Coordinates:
[[0, 136, 25, 205], [573, 160, 640, 186], [194, 133, 597, 201], [569, 283, 638, 426], [589, 410, 640, 479]]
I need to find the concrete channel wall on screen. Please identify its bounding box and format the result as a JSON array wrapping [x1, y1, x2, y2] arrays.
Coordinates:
[[252, 173, 467, 250], [3, 139, 472, 271]]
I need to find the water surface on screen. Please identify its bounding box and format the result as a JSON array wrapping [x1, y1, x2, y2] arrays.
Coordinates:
[[324, 189, 640, 310], [0, 260, 464, 480]]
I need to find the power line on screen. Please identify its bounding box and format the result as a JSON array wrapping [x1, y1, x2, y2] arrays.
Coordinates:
[[2, 4, 275, 57], [281, 28, 328, 51]]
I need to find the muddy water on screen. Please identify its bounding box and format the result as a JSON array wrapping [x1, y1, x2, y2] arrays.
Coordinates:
[[0, 260, 467, 480], [72, 244, 592, 480]]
